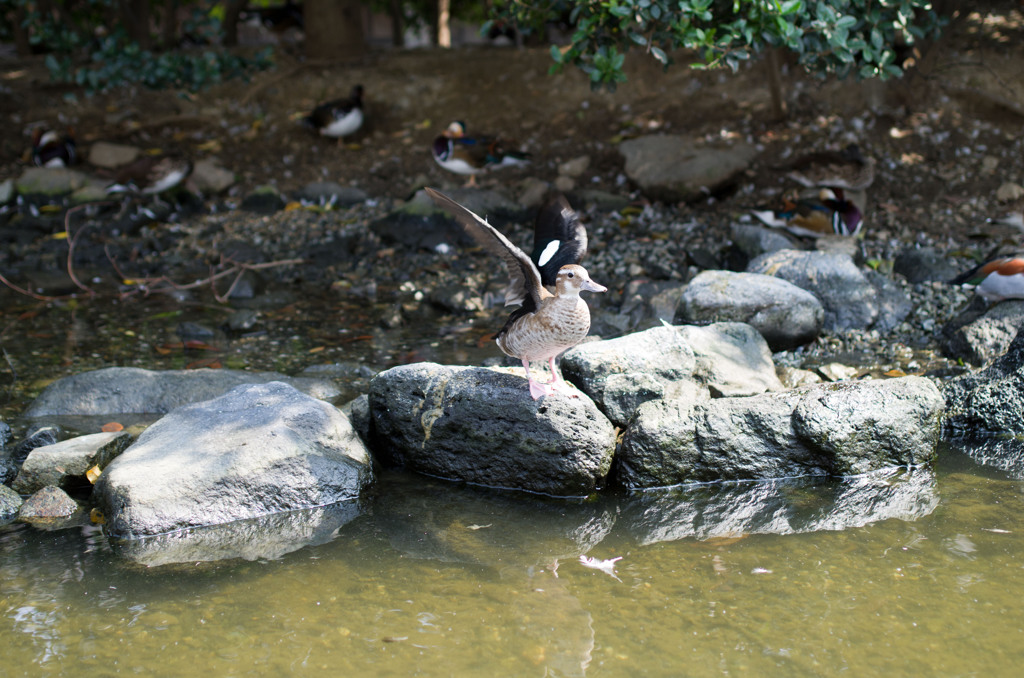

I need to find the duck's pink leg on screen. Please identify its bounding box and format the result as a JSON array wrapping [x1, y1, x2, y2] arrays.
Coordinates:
[[522, 359, 553, 399], [546, 356, 579, 397]]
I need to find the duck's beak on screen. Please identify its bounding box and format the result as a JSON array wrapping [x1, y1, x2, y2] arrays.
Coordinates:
[[582, 279, 607, 293]]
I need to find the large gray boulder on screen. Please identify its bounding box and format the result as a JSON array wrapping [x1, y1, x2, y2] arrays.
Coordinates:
[[560, 323, 781, 427], [94, 381, 372, 538], [680, 270, 824, 350], [13, 430, 132, 494], [618, 376, 943, 488], [618, 135, 757, 203], [747, 249, 880, 331], [25, 367, 340, 417], [945, 326, 1024, 436], [368, 363, 616, 497], [619, 466, 938, 544]]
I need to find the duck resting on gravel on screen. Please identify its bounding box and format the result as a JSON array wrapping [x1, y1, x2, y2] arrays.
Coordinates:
[[426, 187, 605, 399], [301, 85, 364, 142], [431, 121, 530, 187], [751, 188, 865, 238], [950, 249, 1024, 303]]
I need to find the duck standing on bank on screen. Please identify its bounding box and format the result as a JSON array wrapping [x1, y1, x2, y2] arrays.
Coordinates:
[[301, 85, 364, 142], [431, 121, 530, 187], [425, 187, 605, 399]]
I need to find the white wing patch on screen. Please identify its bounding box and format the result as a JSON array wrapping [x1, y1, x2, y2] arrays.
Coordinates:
[[537, 240, 561, 267]]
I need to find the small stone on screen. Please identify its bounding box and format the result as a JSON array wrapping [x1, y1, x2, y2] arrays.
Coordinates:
[[87, 141, 141, 169], [996, 182, 1024, 202], [558, 155, 590, 178]]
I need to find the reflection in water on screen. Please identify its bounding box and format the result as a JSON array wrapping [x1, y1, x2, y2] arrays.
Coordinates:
[[621, 466, 939, 545], [2, 456, 1024, 676]]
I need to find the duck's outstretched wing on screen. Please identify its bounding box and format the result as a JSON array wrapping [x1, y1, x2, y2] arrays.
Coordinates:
[[425, 187, 545, 309], [532, 193, 587, 287]]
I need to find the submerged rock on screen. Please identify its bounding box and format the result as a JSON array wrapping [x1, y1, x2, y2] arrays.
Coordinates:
[[25, 366, 340, 417], [94, 381, 372, 538], [368, 363, 616, 497], [618, 376, 943, 488], [19, 486, 79, 521]]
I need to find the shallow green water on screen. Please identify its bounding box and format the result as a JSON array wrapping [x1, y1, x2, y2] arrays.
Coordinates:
[[3, 296, 1024, 676], [3, 451, 1024, 677]]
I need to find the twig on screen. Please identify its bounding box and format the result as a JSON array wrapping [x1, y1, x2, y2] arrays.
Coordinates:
[[0, 270, 64, 301]]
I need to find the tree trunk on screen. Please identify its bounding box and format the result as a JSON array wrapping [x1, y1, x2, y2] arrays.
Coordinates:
[[765, 47, 788, 121], [305, 0, 366, 60], [118, 0, 152, 50], [389, 0, 404, 47], [160, 0, 178, 49], [437, 0, 451, 48], [11, 4, 32, 56], [222, 0, 247, 47]]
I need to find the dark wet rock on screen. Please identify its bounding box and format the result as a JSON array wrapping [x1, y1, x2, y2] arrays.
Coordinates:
[[370, 203, 464, 252], [94, 381, 372, 538], [941, 298, 1024, 366], [368, 363, 616, 497], [373, 470, 615, 566], [0, 418, 12, 482], [680, 270, 824, 350], [618, 376, 943, 488], [341, 394, 371, 444], [216, 269, 266, 299], [12, 430, 133, 495], [865, 269, 913, 333], [0, 484, 22, 522], [570, 188, 632, 212], [297, 181, 367, 206], [620, 466, 938, 544], [175, 321, 220, 341], [894, 246, 962, 283], [25, 366, 341, 417], [224, 308, 261, 332], [944, 326, 1024, 436], [4, 425, 61, 470], [945, 436, 1024, 478], [108, 501, 362, 567], [240, 185, 286, 214], [730, 223, 795, 262], [618, 135, 757, 203], [429, 283, 485, 313], [747, 249, 879, 332], [15, 167, 92, 201], [19, 485, 79, 520]]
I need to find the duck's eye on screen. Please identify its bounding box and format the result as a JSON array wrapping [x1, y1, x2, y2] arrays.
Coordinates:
[[567, 271, 575, 278]]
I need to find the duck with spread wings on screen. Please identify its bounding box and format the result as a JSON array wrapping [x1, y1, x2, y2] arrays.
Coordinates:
[[426, 187, 605, 399]]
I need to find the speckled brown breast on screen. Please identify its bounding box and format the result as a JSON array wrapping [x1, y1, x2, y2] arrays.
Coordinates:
[[495, 296, 591, 362]]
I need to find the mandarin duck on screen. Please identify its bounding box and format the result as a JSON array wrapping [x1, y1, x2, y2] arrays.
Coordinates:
[[784, 143, 876, 191], [105, 155, 193, 196], [426, 187, 606, 399], [532, 192, 588, 287], [950, 250, 1024, 303], [31, 128, 77, 168], [302, 85, 364, 140], [751, 188, 864, 238], [432, 121, 530, 187]]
